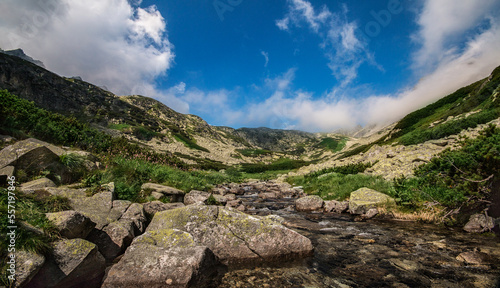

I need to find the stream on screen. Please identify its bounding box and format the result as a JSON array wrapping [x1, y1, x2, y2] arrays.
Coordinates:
[[217, 193, 500, 288]]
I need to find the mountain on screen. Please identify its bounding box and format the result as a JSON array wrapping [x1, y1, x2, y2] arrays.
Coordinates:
[[0, 48, 45, 68], [0, 51, 344, 165]]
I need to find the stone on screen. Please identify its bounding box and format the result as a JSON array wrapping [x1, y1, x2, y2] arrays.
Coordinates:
[[324, 200, 349, 213], [463, 214, 495, 233], [45, 187, 88, 200], [150, 191, 164, 200], [141, 183, 185, 202], [102, 229, 222, 288], [184, 190, 211, 205], [349, 188, 395, 215], [0, 165, 14, 185], [212, 194, 227, 205], [71, 191, 118, 229], [143, 201, 185, 218], [295, 195, 324, 212], [259, 192, 278, 199], [224, 193, 237, 201], [362, 208, 379, 220], [25, 239, 105, 288], [225, 199, 242, 208], [96, 219, 135, 260], [45, 211, 95, 239], [456, 251, 493, 265], [120, 203, 147, 234], [14, 250, 45, 288], [0, 138, 69, 181], [20, 178, 56, 193], [146, 205, 314, 265]]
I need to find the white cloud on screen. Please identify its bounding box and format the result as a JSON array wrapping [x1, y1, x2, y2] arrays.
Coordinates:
[[261, 50, 269, 67], [0, 0, 178, 105], [413, 0, 500, 70], [277, 0, 375, 87]]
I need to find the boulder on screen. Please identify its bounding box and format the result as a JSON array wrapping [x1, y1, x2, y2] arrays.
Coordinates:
[[324, 200, 349, 214], [349, 188, 395, 215], [225, 199, 242, 208], [45, 187, 88, 200], [0, 138, 69, 182], [102, 229, 222, 288], [295, 195, 324, 212], [150, 191, 164, 200], [141, 183, 185, 202], [143, 201, 185, 218], [71, 191, 125, 229], [121, 203, 147, 234], [456, 251, 494, 265], [45, 211, 95, 239], [184, 190, 210, 205], [463, 214, 495, 233], [146, 205, 314, 265], [89, 220, 135, 261], [25, 239, 105, 288], [14, 250, 45, 288], [20, 178, 57, 194]]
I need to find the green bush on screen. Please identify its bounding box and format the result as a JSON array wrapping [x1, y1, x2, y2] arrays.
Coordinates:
[[173, 133, 210, 152], [240, 158, 308, 173]]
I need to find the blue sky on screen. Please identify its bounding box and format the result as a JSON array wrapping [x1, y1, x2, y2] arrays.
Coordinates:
[[1, 0, 500, 131]]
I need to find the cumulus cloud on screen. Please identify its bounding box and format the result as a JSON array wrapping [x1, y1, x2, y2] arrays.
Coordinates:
[[0, 0, 177, 103], [276, 0, 376, 87]]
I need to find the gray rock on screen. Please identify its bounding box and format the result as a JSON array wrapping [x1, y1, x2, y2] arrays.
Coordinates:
[[0, 165, 14, 184], [143, 201, 185, 218], [25, 239, 105, 288], [45, 187, 88, 200], [324, 200, 349, 213], [71, 191, 118, 229], [147, 205, 314, 265], [463, 214, 495, 233], [259, 192, 278, 199], [349, 188, 395, 215], [184, 190, 210, 205], [20, 178, 56, 193], [120, 203, 147, 234], [102, 229, 222, 288], [225, 199, 242, 208], [14, 250, 45, 288], [295, 195, 324, 212], [99, 220, 135, 260], [456, 251, 494, 265], [150, 191, 164, 200], [212, 194, 227, 205], [45, 211, 95, 239], [141, 183, 185, 202]]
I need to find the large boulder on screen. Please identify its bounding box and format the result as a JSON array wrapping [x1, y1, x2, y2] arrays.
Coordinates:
[[120, 203, 147, 234], [0, 165, 14, 185], [141, 183, 185, 202], [20, 178, 57, 194], [0, 138, 69, 182], [45, 211, 95, 239], [295, 195, 324, 212], [90, 219, 135, 260], [13, 250, 45, 288], [25, 239, 105, 288], [349, 188, 395, 215], [184, 190, 210, 205], [463, 214, 495, 233], [102, 229, 222, 288], [70, 191, 129, 229], [147, 205, 314, 265]]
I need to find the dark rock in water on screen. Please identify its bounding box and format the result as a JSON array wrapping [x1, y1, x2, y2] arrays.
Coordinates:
[[25, 239, 105, 288], [463, 213, 495, 233], [324, 200, 349, 214], [146, 205, 314, 265], [295, 195, 324, 212]]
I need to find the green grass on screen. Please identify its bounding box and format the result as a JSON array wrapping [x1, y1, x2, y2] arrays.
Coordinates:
[[1, 189, 69, 286], [287, 173, 394, 201], [315, 137, 348, 152], [240, 158, 309, 173]]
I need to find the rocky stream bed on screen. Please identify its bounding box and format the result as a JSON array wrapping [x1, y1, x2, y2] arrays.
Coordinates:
[[217, 186, 500, 288]]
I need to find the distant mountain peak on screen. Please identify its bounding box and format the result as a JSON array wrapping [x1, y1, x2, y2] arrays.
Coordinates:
[[0, 48, 45, 68]]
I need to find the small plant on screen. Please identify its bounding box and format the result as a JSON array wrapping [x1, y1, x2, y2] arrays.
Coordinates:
[[60, 153, 85, 169], [206, 194, 221, 206]]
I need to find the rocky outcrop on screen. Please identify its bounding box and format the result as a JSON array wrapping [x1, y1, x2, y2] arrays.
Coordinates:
[[146, 205, 314, 265], [463, 213, 495, 233], [295, 195, 324, 212], [143, 201, 185, 218], [45, 211, 95, 239], [349, 188, 395, 215], [102, 229, 222, 288], [25, 239, 105, 288]]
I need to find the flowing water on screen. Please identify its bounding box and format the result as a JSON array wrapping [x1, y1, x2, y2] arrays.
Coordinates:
[[218, 195, 500, 288]]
